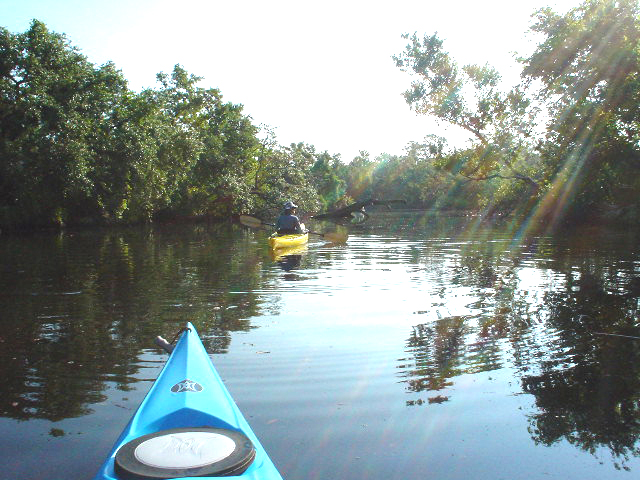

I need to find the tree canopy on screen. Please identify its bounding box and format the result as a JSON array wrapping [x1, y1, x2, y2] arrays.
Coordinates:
[[1, 1, 639, 230], [0, 21, 328, 228], [390, 0, 640, 224], [521, 0, 640, 222]]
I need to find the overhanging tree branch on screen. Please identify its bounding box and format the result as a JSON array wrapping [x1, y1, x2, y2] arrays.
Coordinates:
[[462, 172, 540, 191]]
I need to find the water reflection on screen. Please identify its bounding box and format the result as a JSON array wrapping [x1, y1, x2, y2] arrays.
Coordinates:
[[0, 214, 639, 479], [394, 220, 640, 469], [0, 224, 272, 422], [270, 245, 307, 273], [520, 268, 640, 470]]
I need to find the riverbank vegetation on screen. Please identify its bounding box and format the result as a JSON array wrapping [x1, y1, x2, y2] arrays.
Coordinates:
[[1, 0, 638, 230]]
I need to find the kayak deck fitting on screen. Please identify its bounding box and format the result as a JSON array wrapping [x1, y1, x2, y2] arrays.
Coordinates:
[[93, 323, 284, 480]]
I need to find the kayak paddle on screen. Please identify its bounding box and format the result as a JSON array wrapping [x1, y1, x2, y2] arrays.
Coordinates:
[[239, 215, 348, 244]]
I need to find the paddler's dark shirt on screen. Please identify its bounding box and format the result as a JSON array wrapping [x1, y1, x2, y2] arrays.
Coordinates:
[[276, 213, 302, 234]]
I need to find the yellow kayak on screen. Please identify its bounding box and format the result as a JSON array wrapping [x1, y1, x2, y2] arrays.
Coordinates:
[[268, 232, 309, 250]]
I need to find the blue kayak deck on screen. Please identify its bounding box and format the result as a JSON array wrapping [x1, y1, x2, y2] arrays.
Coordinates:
[[94, 323, 284, 479]]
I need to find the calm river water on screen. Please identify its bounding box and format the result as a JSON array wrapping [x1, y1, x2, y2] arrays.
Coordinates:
[[1, 211, 639, 479]]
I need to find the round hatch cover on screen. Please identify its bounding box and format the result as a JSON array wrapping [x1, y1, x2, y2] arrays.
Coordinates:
[[114, 427, 255, 478]]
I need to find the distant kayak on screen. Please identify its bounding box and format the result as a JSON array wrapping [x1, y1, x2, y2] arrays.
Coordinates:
[[93, 322, 284, 480], [239, 215, 348, 245], [269, 223, 308, 250], [268, 232, 309, 250]]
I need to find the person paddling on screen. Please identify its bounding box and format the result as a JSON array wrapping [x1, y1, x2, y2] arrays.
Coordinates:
[[276, 201, 304, 235]]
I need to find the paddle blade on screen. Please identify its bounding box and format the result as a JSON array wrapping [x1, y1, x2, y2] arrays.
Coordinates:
[[239, 215, 265, 228], [322, 231, 349, 243]]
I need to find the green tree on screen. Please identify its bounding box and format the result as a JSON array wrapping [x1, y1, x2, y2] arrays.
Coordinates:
[[88, 88, 156, 222], [395, 138, 475, 210], [521, 0, 640, 221], [393, 33, 541, 192], [0, 22, 267, 227], [0, 20, 130, 226], [153, 65, 259, 219], [344, 151, 376, 200], [310, 151, 346, 210], [248, 139, 321, 217], [392, 32, 547, 218]]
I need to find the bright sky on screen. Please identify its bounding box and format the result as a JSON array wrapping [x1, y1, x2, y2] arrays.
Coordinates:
[[1, 0, 579, 161]]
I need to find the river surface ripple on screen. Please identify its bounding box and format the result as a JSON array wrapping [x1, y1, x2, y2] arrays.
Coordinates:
[[0, 212, 639, 479]]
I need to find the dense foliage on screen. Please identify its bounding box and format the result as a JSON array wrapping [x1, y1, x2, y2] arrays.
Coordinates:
[[392, 0, 640, 223], [0, 21, 327, 228], [1, 0, 639, 229]]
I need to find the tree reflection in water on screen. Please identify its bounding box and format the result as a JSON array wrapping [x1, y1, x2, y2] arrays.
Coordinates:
[[1, 215, 638, 476], [399, 232, 640, 468], [522, 271, 640, 470], [0, 224, 269, 422]]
